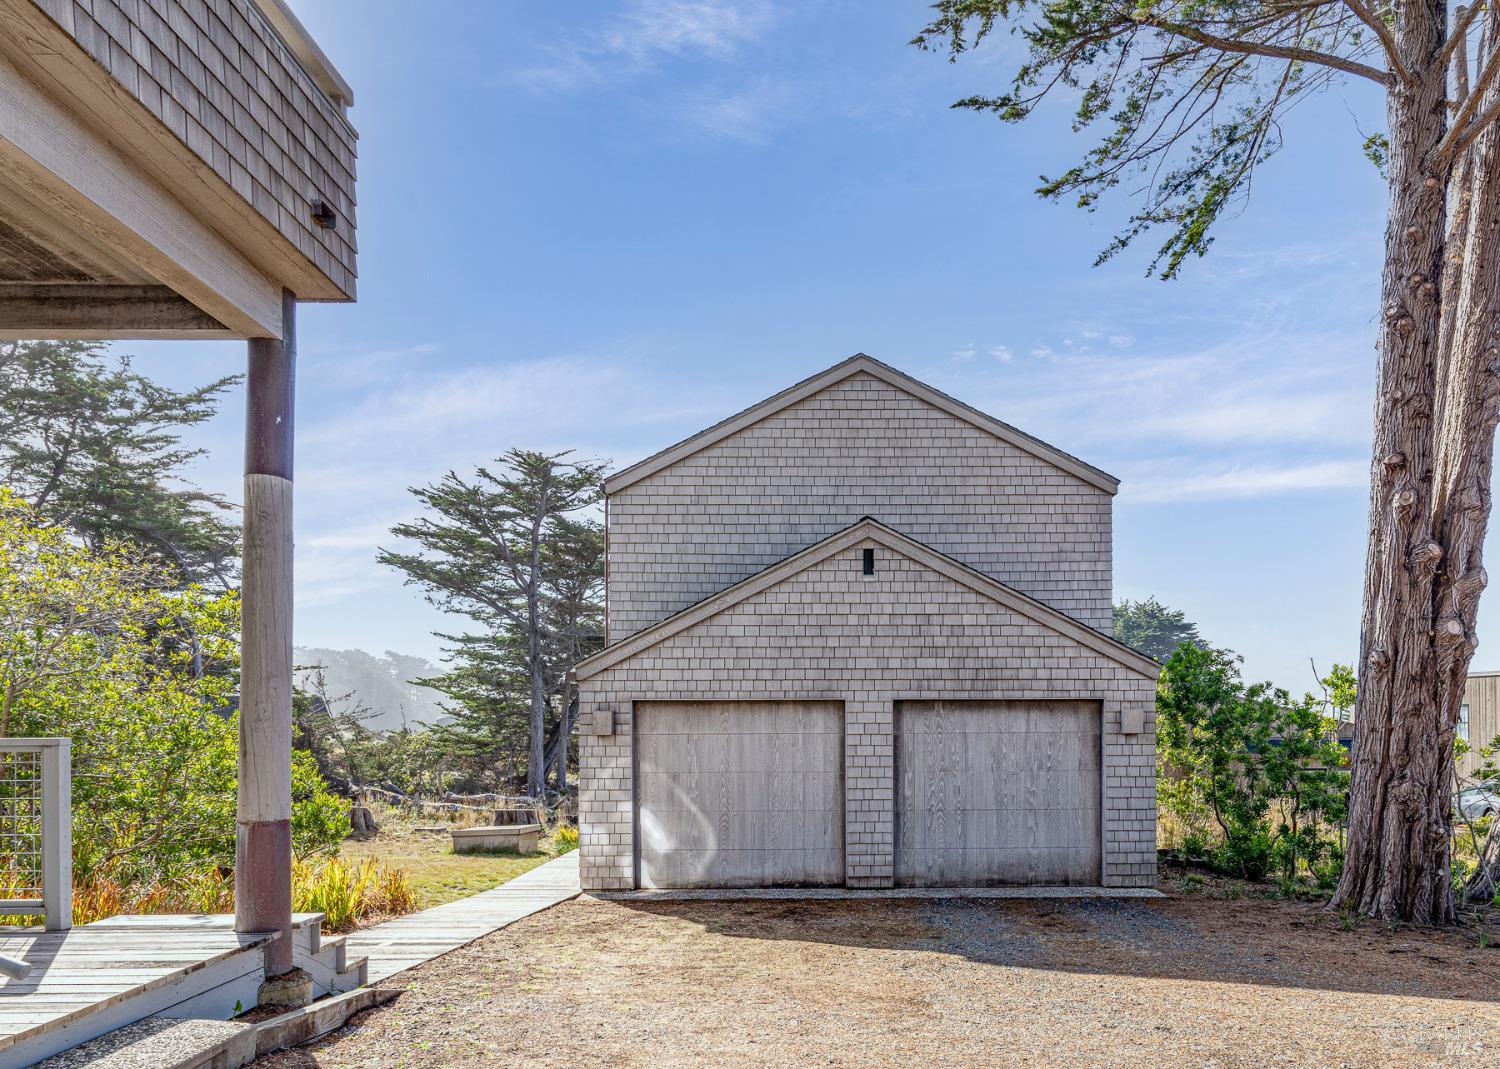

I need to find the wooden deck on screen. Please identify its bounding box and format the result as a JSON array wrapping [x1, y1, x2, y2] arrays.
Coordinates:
[[347, 850, 580, 982], [0, 854, 579, 1067], [0, 915, 279, 1069]]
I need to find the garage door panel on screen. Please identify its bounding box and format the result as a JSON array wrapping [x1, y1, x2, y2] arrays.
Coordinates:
[[902, 802, 1098, 850], [901, 730, 1100, 778], [900, 769, 1099, 813], [639, 731, 842, 774], [636, 700, 844, 889], [638, 770, 841, 816], [642, 845, 842, 888], [636, 800, 842, 850], [900, 844, 1096, 885], [896, 699, 1101, 886]]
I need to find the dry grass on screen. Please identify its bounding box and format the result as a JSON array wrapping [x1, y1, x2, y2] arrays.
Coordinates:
[[0, 804, 571, 929], [292, 856, 419, 932]]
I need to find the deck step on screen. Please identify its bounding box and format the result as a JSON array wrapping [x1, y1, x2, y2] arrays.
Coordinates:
[[0, 921, 269, 1069], [33, 1017, 255, 1069], [291, 925, 364, 995]]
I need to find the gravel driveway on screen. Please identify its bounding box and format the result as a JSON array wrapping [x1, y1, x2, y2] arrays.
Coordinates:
[[258, 893, 1498, 1069]]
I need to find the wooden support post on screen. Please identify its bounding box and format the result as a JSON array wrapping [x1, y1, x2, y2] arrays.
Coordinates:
[[237, 290, 296, 977]]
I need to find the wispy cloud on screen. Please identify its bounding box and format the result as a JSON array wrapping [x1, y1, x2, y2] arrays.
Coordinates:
[[925, 318, 1375, 503], [1125, 460, 1367, 503], [678, 78, 798, 143], [512, 0, 776, 92], [289, 351, 735, 606], [605, 0, 776, 62]]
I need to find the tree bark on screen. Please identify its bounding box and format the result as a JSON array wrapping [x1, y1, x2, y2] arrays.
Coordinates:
[[1334, 0, 1500, 924], [550, 687, 575, 792], [524, 470, 552, 799]]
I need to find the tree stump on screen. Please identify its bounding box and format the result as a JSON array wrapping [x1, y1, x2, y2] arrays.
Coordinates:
[[349, 805, 379, 837]]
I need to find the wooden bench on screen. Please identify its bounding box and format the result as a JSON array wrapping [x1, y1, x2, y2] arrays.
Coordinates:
[[451, 824, 543, 854]]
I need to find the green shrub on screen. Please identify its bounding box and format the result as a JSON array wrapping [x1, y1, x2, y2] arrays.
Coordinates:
[[1156, 643, 1349, 886], [1180, 830, 1210, 860], [0, 490, 348, 895], [1213, 826, 1274, 881]]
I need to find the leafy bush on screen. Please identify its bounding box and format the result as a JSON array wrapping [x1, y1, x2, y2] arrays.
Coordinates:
[[0, 490, 348, 902], [1156, 644, 1349, 884]]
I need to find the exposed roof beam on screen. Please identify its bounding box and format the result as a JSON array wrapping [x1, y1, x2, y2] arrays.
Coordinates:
[[0, 283, 233, 339]]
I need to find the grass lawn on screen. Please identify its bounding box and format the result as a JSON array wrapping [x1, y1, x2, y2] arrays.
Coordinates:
[[338, 809, 561, 910]]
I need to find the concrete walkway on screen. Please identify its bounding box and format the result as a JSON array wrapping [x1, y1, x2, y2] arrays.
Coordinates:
[[346, 850, 580, 983]]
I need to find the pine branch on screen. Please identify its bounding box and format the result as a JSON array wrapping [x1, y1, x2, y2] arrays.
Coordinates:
[[1435, 39, 1500, 164], [1442, 1, 1488, 68], [1139, 15, 1390, 85]]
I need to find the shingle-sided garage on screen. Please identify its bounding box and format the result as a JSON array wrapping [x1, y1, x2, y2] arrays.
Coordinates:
[[577, 518, 1160, 891]]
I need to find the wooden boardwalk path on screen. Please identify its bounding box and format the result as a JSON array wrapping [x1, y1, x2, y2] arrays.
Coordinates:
[[347, 850, 580, 983]]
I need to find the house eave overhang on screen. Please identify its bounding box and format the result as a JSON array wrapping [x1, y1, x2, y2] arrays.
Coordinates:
[[600, 354, 1120, 496], [0, 0, 356, 336], [575, 518, 1160, 681]]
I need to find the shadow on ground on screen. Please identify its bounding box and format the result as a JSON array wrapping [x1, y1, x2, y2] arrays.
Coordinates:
[[607, 893, 1500, 1003]]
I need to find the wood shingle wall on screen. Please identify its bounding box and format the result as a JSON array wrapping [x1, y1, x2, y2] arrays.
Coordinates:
[[606, 371, 1115, 640], [579, 536, 1158, 892], [1460, 671, 1500, 779], [27, 0, 357, 297]]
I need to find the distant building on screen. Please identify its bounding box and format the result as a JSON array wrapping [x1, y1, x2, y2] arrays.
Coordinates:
[[1459, 671, 1500, 780]]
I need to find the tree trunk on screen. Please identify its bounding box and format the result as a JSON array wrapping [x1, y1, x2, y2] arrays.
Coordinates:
[[349, 805, 378, 837], [552, 688, 575, 792], [524, 476, 551, 799], [1334, 1, 1500, 923]]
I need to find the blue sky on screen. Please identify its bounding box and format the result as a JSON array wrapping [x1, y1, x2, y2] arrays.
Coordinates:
[[127, 0, 1424, 692]]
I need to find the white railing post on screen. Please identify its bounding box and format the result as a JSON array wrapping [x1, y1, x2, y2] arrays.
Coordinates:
[[0, 738, 71, 931], [40, 739, 71, 931]]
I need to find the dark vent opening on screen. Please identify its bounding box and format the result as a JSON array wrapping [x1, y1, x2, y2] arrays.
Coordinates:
[[862, 548, 875, 575]]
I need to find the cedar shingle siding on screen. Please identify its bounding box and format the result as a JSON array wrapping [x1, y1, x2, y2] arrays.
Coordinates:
[[577, 358, 1159, 891], [606, 369, 1114, 638], [30, 0, 357, 295]]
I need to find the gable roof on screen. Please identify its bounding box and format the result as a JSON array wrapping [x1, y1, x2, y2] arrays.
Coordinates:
[[601, 354, 1120, 495], [575, 518, 1159, 680]]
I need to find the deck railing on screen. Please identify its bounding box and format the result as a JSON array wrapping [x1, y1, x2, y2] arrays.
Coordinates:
[[0, 739, 71, 931]]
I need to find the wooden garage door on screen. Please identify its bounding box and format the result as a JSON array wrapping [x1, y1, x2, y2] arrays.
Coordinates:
[[635, 701, 843, 888], [895, 700, 1101, 886]]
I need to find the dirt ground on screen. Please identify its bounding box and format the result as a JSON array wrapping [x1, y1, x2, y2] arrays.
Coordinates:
[[258, 892, 1499, 1069]]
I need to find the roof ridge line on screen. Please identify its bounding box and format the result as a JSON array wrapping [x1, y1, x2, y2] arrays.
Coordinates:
[[601, 354, 1119, 495]]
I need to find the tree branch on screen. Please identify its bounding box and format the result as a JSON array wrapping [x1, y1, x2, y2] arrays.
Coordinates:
[[1435, 39, 1500, 164], [1442, 1, 1487, 68], [1342, 0, 1413, 84], [1441, 90, 1500, 161], [1141, 16, 1391, 85]]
